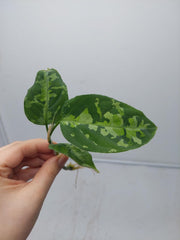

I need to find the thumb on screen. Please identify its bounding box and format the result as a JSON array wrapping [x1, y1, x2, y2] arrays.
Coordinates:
[[30, 154, 68, 200]]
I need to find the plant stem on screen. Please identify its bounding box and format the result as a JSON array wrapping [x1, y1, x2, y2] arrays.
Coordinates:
[[47, 125, 52, 144], [45, 124, 48, 132], [49, 123, 59, 137]]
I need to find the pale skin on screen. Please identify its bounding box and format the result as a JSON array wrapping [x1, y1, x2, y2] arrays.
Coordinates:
[[0, 138, 68, 240]]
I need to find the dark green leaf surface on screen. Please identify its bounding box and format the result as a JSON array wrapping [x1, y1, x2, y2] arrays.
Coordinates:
[[49, 143, 99, 172], [24, 69, 68, 125], [60, 94, 157, 153]]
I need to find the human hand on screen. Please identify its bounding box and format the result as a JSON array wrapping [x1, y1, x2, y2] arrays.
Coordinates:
[[0, 139, 68, 240]]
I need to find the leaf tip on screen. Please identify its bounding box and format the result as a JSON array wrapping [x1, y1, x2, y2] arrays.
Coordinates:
[[93, 166, 100, 173]]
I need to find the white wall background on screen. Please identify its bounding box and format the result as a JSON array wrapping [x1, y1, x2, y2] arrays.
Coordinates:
[[0, 1, 180, 240]]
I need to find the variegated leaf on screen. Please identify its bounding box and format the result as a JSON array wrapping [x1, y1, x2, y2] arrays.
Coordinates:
[[49, 143, 99, 172], [24, 69, 68, 125], [60, 94, 157, 153]]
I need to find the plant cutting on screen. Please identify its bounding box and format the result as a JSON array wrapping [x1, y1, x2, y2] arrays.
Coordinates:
[[24, 68, 157, 172]]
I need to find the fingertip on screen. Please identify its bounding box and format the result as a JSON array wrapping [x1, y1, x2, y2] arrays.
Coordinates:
[[58, 154, 69, 168]]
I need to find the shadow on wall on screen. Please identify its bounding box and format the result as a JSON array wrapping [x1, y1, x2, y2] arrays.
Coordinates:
[[0, 114, 9, 147]]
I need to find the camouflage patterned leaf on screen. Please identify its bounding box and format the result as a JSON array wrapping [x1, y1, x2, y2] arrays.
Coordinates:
[[60, 94, 157, 153], [49, 143, 99, 172], [24, 69, 68, 125]]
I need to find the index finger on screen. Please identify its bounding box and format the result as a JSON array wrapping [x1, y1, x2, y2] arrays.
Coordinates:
[[0, 138, 53, 168]]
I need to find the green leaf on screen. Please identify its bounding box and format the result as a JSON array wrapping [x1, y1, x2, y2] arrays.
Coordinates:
[[60, 94, 157, 153], [49, 143, 99, 172], [24, 69, 68, 125]]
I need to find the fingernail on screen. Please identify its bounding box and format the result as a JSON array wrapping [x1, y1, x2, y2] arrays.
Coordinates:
[[58, 154, 68, 168]]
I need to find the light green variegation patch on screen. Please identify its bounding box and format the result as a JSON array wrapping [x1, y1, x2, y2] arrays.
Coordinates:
[[108, 149, 117, 153], [132, 136, 142, 145], [128, 116, 138, 128], [95, 98, 102, 119], [139, 119, 150, 129], [88, 124, 98, 131], [112, 99, 124, 115], [100, 126, 122, 139], [104, 112, 124, 127], [85, 134, 90, 139], [70, 122, 78, 128], [75, 108, 93, 124], [126, 128, 142, 145], [117, 139, 128, 147], [100, 128, 109, 137], [62, 121, 69, 126], [62, 109, 93, 125]]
